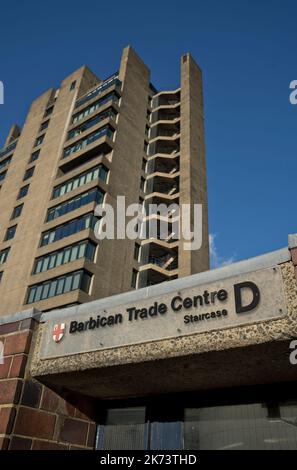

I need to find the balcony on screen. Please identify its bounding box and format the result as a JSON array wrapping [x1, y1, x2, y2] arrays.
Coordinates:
[[0, 140, 18, 160], [75, 75, 121, 109], [63, 126, 114, 159], [67, 108, 117, 141]]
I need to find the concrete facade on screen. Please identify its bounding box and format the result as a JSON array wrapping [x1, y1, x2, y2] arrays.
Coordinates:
[[0, 234, 297, 449], [0, 46, 209, 317]]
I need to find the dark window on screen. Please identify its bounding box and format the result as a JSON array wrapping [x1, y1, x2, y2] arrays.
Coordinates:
[[11, 204, 23, 220], [23, 166, 35, 181], [39, 120, 49, 132], [70, 81, 76, 91], [52, 165, 108, 199], [17, 185, 29, 199], [26, 270, 92, 304], [142, 159, 147, 172], [0, 248, 10, 264], [44, 106, 54, 118], [5, 225, 17, 241], [0, 272, 3, 283], [40, 213, 98, 247], [131, 269, 138, 288], [29, 150, 40, 163], [34, 134, 44, 147], [33, 240, 96, 274], [47, 188, 104, 222], [134, 243, 140, 261], [0, 171, 7, 183]]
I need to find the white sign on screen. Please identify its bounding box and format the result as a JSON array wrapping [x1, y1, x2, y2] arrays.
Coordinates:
[[40, 267, 287, 360]]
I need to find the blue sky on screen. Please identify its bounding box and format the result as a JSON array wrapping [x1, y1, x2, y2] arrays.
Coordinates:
[[0, 0, 296, 267]]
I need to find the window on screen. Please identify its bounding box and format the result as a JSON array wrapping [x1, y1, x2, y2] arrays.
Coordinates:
[[17, 185, 29, 199], [67, 108, 117, 141], [0, 272, 3, 283], [40, 213, 98, 246], [0, 157, 11, 172], [70, 81, 76, 91], [134, 243, 140, 261], [52, 165, 109, 199], [26, 270, 92, 304], [29, 150, 40, 163], [131, 269, 138, 288], [72, 92, 119, 125], [5, 225, 17, 241], [39, 120, 49, 132], [47, 188, 104, 222], [23, 166, 35, 181], [34, 134, 45, 147], [11, 204, 23, 220], [142, 159, 147, 172], [63, 126, 114, 158], [0, 171, 7, 183], [44, 106, 54, 118], [33, 240, 96, 274], [0, 248, 10, 264]]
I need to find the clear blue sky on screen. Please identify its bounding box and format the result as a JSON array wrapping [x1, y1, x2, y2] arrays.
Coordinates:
[[0, 0, 296, 267]]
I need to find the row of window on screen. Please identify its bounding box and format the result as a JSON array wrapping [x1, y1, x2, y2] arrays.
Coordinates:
[[72, 93, 119, 125], [52, 164, 108, 199], [63, 126, 114, 158], [26, 269, 92, 304], [0, 156, 11, 172], [47, 188, 104, 222], [0, 140, 18, 160], [34, 240, 96, 274], [41, 213, 98, 247], [68, 108, 117, 141], [74, 76, 121, 109]]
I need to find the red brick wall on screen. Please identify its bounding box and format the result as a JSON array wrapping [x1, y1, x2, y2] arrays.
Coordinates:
[[0, 317, 97, 450]]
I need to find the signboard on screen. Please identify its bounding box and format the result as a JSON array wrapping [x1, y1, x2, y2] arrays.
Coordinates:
[[40, 266, 287, 360]]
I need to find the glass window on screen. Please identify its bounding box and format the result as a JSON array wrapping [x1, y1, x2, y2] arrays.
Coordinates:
[[63, 248, 71, 264], [70, 245, 79, 262], [56, 277, 65, 295], [48, 253, 57, 269], [5, 225, 17, 241], [35, 259, 43, 274], [64, 275, 73, 293], [23, 167, 35, 180], [11, 204, 23, 220], [0, 248, 10, 264], [29, 150, 40, 163], [44, 106, 54, 118], [17, 185, 29, 199], [39, 120, 49, 132], [134, 243, 140, 261], [48, 280, 57, 298], [72, 272, 81, 290], [41, 282, 50, 300], [41, 214, 98, 247], [34, 134, 45, 147], [47, 189, 104, 222]]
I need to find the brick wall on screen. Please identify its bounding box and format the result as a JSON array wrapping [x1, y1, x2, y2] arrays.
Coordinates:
[[0, 317, 97, 450]]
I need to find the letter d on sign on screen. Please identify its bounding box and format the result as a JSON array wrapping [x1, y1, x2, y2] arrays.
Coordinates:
[[234, 281, 260, 314]]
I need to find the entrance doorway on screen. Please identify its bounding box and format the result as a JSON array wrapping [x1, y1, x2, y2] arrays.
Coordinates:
[[95, 385, 297, 450]]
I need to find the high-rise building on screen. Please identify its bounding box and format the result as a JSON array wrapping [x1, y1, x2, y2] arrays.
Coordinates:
[[0, 46, 209, 316]]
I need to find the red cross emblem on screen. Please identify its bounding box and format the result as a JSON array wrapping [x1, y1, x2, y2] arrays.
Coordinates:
[[53, 323, 65, 343]]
